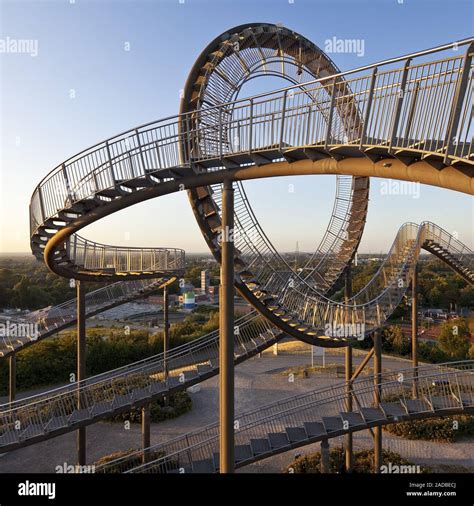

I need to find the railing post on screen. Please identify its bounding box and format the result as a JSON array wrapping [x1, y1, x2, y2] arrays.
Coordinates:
[[105, 141, 117, 185], [219, 178, 235, 473], [9, 354, 16, 405], [141, 404, 150, 464], [405, 82, 420, 141], [444, 42, 474, 164], [248, 99, 254, 154], [412, 266, 418, 398], [76, 280, 86, 466], [324, 76, 337, 150], [38, 186, 46, 223], [389, 58, 412, 153], [373, 330, 382, 473], [360, 67, 378, 150], [218, 105, 223, 160], [279, 90, 288, 151]]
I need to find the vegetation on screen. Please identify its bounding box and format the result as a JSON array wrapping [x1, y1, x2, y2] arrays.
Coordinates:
[[286, 448, 426, 473], [0, 309, 220, 394], [108, 390, 192, 424], [384, 415, 474, 442], [94, 449, 167, 473]]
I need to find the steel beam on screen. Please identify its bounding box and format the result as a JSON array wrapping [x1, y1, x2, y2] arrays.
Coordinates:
[[141, 405, 150, 464], [77, 280, 86, 466], [163, 284, 170, 406], [344, 265, 353, 472], [163, 285, 170, 380], [373, 330, 382, 473], [412, 267, 418, 398], [219, 178, 235, 473], [9, 354, 16, 405], [320, 439, 331, 473]]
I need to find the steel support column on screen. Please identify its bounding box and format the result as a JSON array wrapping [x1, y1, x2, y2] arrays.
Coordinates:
[[163, 284, 170, 379], [412, 267, 418, 398], [344, 264, 353, 472], [219, 178, 235, 473], [76, 280, 86, 466], [141, 405, 150, 464], [9, 354, 16, 405], [373, 330, 382, 473], [163, 284, 170, 405], [320, 439, 330, 473]]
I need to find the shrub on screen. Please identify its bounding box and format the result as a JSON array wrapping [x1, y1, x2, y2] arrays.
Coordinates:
[[384, 415, 474, 442], [108, 390, 192, 424], [286, 448, 424, 473]]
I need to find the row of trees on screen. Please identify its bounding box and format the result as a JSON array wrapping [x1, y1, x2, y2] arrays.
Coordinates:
[[372, 318, 473, 362]]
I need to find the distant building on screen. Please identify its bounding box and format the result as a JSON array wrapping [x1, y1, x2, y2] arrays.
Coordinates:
[[180, 291, 196, 309], [201, 270, 210, 293]]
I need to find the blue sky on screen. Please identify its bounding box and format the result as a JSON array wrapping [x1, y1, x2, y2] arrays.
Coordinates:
[[1, 0, 473, 254]]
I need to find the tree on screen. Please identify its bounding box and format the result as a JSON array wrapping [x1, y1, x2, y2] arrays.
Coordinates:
[[438, 318, 471, 360]]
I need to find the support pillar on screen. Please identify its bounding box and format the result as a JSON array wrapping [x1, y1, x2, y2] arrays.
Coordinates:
[[163, 284, 170, 405], [141, 405, 150, 464], [373, 330, 382, 473], [344, 264, 353, 472], [9, 354, 16, 405], [219, 178, 234, 473], [320, 439, 330, 473], [76, 280, 86, 466], [411, 268, 418, 398]]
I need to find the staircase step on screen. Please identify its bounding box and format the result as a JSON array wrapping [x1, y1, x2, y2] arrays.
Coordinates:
[[303, 422, 326, 438], [131, 387, 151, 403], [268, 432, 289, 449], [149, 382, 167, 395], [380, 401, 407, 419], [285, 426, 307, 443], [68, 408, 90, 425], [183, 370, 199, 382], [44, 415, 69, 432], [90, 401, 113, 417], [360, 407, 385, 422], [250, 438, 271, 455], [340, 411, 365, 428], [192, 458, 215, 473], [0, 430, 19, 446], [113, 393, 132, 408], [403, 399, 431, 414], [19, 423, 44, 440], [197, 364, 213, 375], [322, 416, 344, 433], [167, 376, 181, 389]]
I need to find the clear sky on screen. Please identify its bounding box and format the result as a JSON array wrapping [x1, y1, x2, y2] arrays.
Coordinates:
[[0, 0, 473, 255]]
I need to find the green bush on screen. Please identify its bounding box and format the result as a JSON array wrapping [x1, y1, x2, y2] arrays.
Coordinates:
[[108, 390, 192, 424], [286, 448, 425, 473], [94, 448, 167, 473], [384, 415, 474, 442]]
